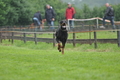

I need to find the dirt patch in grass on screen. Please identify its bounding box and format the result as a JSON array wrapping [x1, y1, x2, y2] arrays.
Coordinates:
[[86, 49, 111, 52]]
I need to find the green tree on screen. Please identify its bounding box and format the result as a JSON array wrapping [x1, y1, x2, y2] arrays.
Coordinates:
[[113, 4, 120, 21], [92, 6, 99, 17], [5, 0, 32, 25], [1, 0, 120, 26], [82, 4, 92, 18], [0, 0, 8, 26]]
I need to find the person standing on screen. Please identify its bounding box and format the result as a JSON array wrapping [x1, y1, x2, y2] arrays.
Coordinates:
[[50, 6, 54, 27], [100, 3, 116, 29], [33, 11, 42, 31], [45, 4, 55, 30], [65, 2, 76, 29]]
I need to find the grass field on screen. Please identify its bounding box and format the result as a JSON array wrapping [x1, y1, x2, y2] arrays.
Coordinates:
[[0, 39, 120, 80]]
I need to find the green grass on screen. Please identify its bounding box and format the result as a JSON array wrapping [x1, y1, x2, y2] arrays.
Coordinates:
[[0, 40, 120, 80]]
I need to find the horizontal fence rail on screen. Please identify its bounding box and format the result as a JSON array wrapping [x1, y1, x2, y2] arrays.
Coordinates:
[[1, 35, 118, 44]]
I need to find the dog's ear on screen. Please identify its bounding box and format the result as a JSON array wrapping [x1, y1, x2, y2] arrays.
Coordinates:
[[64, 20, 67, 24], [60, 21, 63, 24]]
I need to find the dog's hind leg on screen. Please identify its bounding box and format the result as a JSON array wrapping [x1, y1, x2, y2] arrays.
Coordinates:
[[62, 48, 64, 54], [61, 42, 65, 54], [58, 43, 62, 52]]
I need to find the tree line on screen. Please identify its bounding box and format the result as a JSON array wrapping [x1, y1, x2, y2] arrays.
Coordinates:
[[61, 0, 120, 8], [0, 0, 120, 26]]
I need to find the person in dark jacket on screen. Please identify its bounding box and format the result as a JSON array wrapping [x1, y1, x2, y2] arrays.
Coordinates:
[[45, 4, 55, 30], [65, 2, 76, 29], [33, 11, 42, 31], [100, 3, 116, 29]]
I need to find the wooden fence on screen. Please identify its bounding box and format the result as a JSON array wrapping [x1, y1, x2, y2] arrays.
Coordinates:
[[0, 29, 120, 48]]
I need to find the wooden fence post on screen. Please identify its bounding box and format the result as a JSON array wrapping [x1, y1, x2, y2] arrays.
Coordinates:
[[8, 32, 11, 42], [0, 32, 2, 43], [11, 32, 14, 44], [89, 25, 92, 45], [23, 33, 26, 43], [73, 32, 76, 47], [117, 25, 120, 47], [53, 33, 56, 47], [34, 33, 37, 44], [93, 27, 97, 49]]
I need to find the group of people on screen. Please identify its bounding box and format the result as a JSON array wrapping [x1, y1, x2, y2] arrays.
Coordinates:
[[33, 2, 116, 31], [32, 3, 76, 31], [33, 4, 55, 31]]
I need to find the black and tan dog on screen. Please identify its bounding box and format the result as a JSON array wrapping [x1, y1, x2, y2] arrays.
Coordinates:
[[55, 20, 68, 54]]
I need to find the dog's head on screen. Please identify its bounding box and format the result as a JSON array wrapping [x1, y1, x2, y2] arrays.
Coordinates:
[[60, 20, 67, 29]]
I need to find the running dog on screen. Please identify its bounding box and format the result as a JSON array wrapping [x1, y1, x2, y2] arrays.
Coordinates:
[[55, 20, 68, 54]]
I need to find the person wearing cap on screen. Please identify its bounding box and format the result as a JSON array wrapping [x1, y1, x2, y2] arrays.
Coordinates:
[[100, 3, 116, 30], [65, 2, 76, 29], [45, 4, 55, 30]]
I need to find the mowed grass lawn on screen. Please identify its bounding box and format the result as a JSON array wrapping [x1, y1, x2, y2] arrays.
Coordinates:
[[0, 39, 120, 80]]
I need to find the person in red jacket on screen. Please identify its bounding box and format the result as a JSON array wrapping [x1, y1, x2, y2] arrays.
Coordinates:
[[65, 2, 76, 29]]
